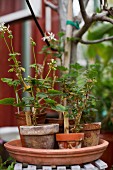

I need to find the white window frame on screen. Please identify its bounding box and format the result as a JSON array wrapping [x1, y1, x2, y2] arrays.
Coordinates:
[[0, 0, 42, 24]]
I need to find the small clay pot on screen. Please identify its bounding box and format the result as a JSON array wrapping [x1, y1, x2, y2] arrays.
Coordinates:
[[20, 124, 59, 149], [15, 111, 47, 147], [45, 118, 75, 133], [15, 111, 47, 125], [56, 133, 84, 149], [82, 122, 101, 147]]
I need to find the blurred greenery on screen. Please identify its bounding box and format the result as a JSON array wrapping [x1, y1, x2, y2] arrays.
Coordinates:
[[0, 156, 15, 170], [85, 23, 113, 131]]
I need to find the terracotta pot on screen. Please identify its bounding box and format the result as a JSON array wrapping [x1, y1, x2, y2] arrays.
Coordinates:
[[15, 111, 47, 125], [15, 111, 47, 147], [100, 131, 113, 170], [82, 122, 101, 147], [56, 133, 84, 149], [45, 118, 75, 133], [4, 139, 108, 165], [20, 124, 59, 149], [45, 118, 64, 133]]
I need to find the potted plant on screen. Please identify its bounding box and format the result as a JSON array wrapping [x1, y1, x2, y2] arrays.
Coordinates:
[[55, 63, 101, 148], [0, 23, 101, 150], [42, 31, 101, 148], [39, 32, 85, 149], [0, 23, 64, 149], [40, 28, 101, 149]]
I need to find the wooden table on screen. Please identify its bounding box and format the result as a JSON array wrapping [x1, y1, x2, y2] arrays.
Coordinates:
[[14, 159, 108, 170]]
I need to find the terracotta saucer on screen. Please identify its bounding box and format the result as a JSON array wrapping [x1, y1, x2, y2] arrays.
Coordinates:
[[4, 139, 108, 165]]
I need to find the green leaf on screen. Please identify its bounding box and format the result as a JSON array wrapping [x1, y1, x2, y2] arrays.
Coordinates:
[[1, 78, 21, 87], [20, 67, 25, 72], [87, 23, 113, 40], [9, 52, 20, 57], [7, 162, 15, 170], [53, 53, 63, 58], [76, 73, 87, 89], [15, 101, 25, 107], [1, 78, 12, 84], [22, 96, 34, 101], [57, 66, 68, 71], [44, 98, 56, 105], [48, 89, 62, 95], [71, 63, 83, 70], [58, 32, 65, 38], [52, 104, 67, 112], [8, 68, 14, 72], [29, 63, 37, 68], [0, 98, 15, 105], [67, 37, 75, 42], [36, 92, 48, 98]]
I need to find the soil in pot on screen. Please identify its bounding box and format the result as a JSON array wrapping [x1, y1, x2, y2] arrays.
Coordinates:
[[56, 133, 84, 149], [20, 124, 59, 149], [82, 122, 101, 147]]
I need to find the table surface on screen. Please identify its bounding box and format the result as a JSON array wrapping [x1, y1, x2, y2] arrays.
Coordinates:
[[14, 159, 108, 170]]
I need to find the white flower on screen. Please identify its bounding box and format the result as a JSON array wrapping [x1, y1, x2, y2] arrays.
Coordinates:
[[42, 33, 50, 41], [0, 22, 5, 31], [0, 22, 11, 34], [48, 32, 57, 41], [51, 59, 55, 63], [42, 32, 57, 42]]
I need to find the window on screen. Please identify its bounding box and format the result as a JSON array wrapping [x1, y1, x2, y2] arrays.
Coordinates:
[[0, 0, 41, 24]]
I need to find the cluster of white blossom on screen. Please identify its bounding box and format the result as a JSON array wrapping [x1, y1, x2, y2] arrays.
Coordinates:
[[0, 22, 11, 34], [42, 32, 57, 41]]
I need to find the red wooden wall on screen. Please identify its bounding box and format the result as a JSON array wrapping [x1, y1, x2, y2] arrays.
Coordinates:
[[0, 0, 59, 127]]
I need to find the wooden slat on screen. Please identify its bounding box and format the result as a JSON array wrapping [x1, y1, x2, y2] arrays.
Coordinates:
[[95, 159, 108, 170], [83, 163, 97, 170], [57, 166, 67, 170], [27, 165, 37, 170], [71, 165, 81, 170], [42, 166, 52, 170], [14, 163, 22, 170]]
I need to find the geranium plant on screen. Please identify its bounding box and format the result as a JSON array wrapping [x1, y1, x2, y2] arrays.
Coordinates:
[[42, 32, 98, 133], [59, 63, 98, 133], [0, 23, 65, 125]]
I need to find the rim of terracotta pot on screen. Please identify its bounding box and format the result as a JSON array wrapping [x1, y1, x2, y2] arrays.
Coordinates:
[[15, 111, 47, 117], [4, 139, 109, 165], [4, 139, 108, 154], [56, 133, 84, 141], [20, 124, 59, 135], [83, 122, 101, 131]]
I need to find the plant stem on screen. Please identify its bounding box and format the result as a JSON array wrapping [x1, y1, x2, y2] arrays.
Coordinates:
[[45, 68, 51, 80], [41, 55, 47, 79], [10, 38, 14, 53], [32, 46, 38, 78], [4, 37, 11, 53], [52, 69, 56, 89], [15, 90, 20, 114], [11, 54, 28, 90], [63, 98, 69, 133]]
